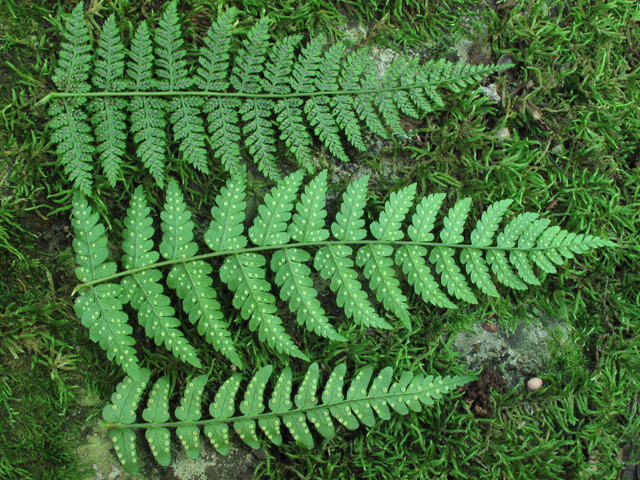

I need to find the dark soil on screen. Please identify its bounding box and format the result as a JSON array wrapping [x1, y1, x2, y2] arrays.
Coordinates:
[[462, 365, 507, 417]]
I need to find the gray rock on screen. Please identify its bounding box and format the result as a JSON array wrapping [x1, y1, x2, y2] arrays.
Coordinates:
[[450, 309, 569, 387]]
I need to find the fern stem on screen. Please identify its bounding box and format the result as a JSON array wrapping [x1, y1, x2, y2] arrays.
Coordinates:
[[72, 239, 597, 294], [37, 78, 483, 106]]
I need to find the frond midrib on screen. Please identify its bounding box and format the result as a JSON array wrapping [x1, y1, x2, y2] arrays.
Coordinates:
[[37, 76, 488, 106], [73, 238, 599, 293]]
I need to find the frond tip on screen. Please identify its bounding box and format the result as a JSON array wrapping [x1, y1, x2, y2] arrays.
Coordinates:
[[101, 363, 476, 474], [72, 170, 614, 374]]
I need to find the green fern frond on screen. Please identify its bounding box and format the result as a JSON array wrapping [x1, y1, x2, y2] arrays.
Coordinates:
[[71, 192, 139, 376], [72, 171, 613, 372], [88, 14, 128, 187], [45, 7, 509, 190], [156, 1, 209, 173], [195, 8, 237, 92], [101, 363, 475, 474], [262, 35, 302, 94], [161, 180, 242, 368], [128, 21, 167, 187], [231, 17, 271, 94], [119, 187, 201, 368], [48, 3, 94, 194]]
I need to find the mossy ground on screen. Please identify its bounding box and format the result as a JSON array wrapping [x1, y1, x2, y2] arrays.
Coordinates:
[[1, 0, 639, 479]]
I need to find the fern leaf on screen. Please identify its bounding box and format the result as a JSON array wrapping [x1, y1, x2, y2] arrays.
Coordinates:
[[334, 50, 367, 151], [204, 97, 244, 175], [49, 3, 94, 194], [486, 212, 538, 290], [259, 367, 293, 446], [71, 192, 139, 376], [357, 184, 416, 329], [510, 218, 551, 286], [461, 199, 513, 297], [142, 377, 172, 466], [315, 42, 345, 92], [102, 363, 474, 474], [275, 98, 315, 172], [240, 99, 278, 179], [103, 369, 151, 474], [205, 175, 248, 252], [235, 365, 273, 449], [175, 375, 207, 459], [305, 96, 350, 162], [219, 172, 309, 360], [290, 35, 324, 93], [429, 198, 478, 303], [88, 14, 128, 187], [396, 193, 457, 309], [317, 176, 390, 329], [120, 187, 201, 368], [155, 2, 208, 173], [161, 180, 241, 368], [231, 17, 271, 93], [128, 21, 166, 187], [73, 171, 613, 372], [195, 8, 237, 91], [206, 372, 242, 455], [355, 66, 391, 139], [262, 35, 302, 94], [154, 1, 191, 91], [48, 9, 510, 186]]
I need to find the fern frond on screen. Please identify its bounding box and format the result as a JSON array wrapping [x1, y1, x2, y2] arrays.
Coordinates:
[[47, 9, 511, 186], [262, 35, 302, 94], [88, 14, 128, 187], [430, 198, 477, 303], [195, 8, 237, 92], [396, 193, 457, 309], [461, 199, 512, 297], [128, 21, 166, 186], [102, 363, 474, 474], [356, 184, 416, 329], [160, 180, 241, 368], [102, 369, 150, 474], [231, 17, 271, 93], [71, 192, 139, 376], [240, 99, 279, 179], [317, 176, 391, 329], [290, 35, 324, 93], [119, 187, 201, 368], [274, 171, 343, 340], [72, 171, 612, 372], [204, 97, 244, 175], [49, 3, 94, 194]]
